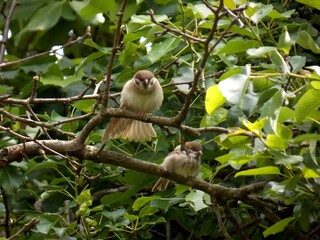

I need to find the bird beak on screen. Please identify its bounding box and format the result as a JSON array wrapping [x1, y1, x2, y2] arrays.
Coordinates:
[[143, 79, 149, 88]]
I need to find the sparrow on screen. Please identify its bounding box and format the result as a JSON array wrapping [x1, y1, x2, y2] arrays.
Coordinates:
[[102, 70, 163, 142], [152, 141, 203, 192]]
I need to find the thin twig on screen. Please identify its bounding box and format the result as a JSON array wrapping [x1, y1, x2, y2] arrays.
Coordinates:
[[102, 0, 128, 106], [0, 27, 91, 68], [1, 187, 11, 238], [212, 200, 231, 239], [7, 218, 39, 240], [148, 9, 206, 44], [0, 0, 17, 64], [224, 204, 249, 240]]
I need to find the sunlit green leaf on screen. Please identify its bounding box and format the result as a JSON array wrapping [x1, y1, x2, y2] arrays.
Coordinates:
[[295, 0, 320, 10], [247, 46, 277, 57], [268, 9, 295, 19], [293, 134, 320, 143], [131, 14, 169, 24], [185, 190, 209, 212], [263, 217, 294, 237], [266, 134, 289, 150], [250, 4, 273, 23], [302, 167, 320, 179], [295, 89, 320, 122], [219, 74, 248, 105], [217, 40, 260, 54], [205, 85, 226, 115], [311, 81, 320, 90], [72, 99, 96, 113], [187, 3, 213, 19], [235, 166, 280, 177], [277, 29, 291, 54], [261, 89, 285, 134]]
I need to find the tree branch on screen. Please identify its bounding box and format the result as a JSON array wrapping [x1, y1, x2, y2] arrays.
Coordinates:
[[0, 0, 17, 64], [0, 141, 267, 201], [0, 27, 91, 68], [102, 0, 128, 106]]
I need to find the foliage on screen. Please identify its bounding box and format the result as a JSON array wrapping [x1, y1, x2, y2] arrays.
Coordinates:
[[0, 0, 320, 239]]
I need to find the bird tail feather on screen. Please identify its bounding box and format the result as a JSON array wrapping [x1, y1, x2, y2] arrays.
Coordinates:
[[102, 118, 156, 142]]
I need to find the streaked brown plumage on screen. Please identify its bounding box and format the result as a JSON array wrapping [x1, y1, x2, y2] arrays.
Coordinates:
[[102, 70, 163, 142], [152, 141, 203, 192]]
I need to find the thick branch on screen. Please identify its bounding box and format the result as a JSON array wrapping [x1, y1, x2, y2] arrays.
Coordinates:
[[0, 141, 267, 201]]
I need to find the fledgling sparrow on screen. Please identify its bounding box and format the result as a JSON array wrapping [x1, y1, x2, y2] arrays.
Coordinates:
[[152, 141, 203, 192], [102, 70, 163, 142]]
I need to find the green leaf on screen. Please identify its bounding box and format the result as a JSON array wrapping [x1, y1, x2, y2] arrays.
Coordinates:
[[296, 30, 320, 54], [263, 217, 294, 238], [247, 46, 277, 57], [295, 0, 320, 10], [72, 99, 96, 113], [76, 189, 92, 205], [219, 74, 249, 105], [124, 212, 139, 221], [25, 161, 58, 175], [295, 89, 320, 122], [217, 40, 260, 54], [120, 42, 139, 66], [0, 165, 23, 193], [268, 9, 295, 19], [103, 208, 125, 222], [187, 3, 213, 19], [75, 51, 106, 74], [250, 4, 273, 24], [205, 85, 226, 115], [83, 39, 112, 53], [138, 205, 159, 217], [278, 107, 294, 123], [261, 89, 285, 134], [266, 134, 289, 150], [273, 151, 303, 165], [147, 38, 181, 63], [80, 0, 116, 19], [224, 0, 236, 9], [293, 134, 320, 143], [15, 1, 65, 45], [302, 167, 320, 179], [235, 166, 280, 177], [172, 66, 194, 91], [131, 14, 169, 24], [76, 189, 92, 217], [132, 196, 160, 211], [36, 217, 56, 234], [242, 118, 266, 132], [277, 29, 291, 54], [185, 190, 209, 212], [311, 81, 320, 90], [200, 108, 228, 127]]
